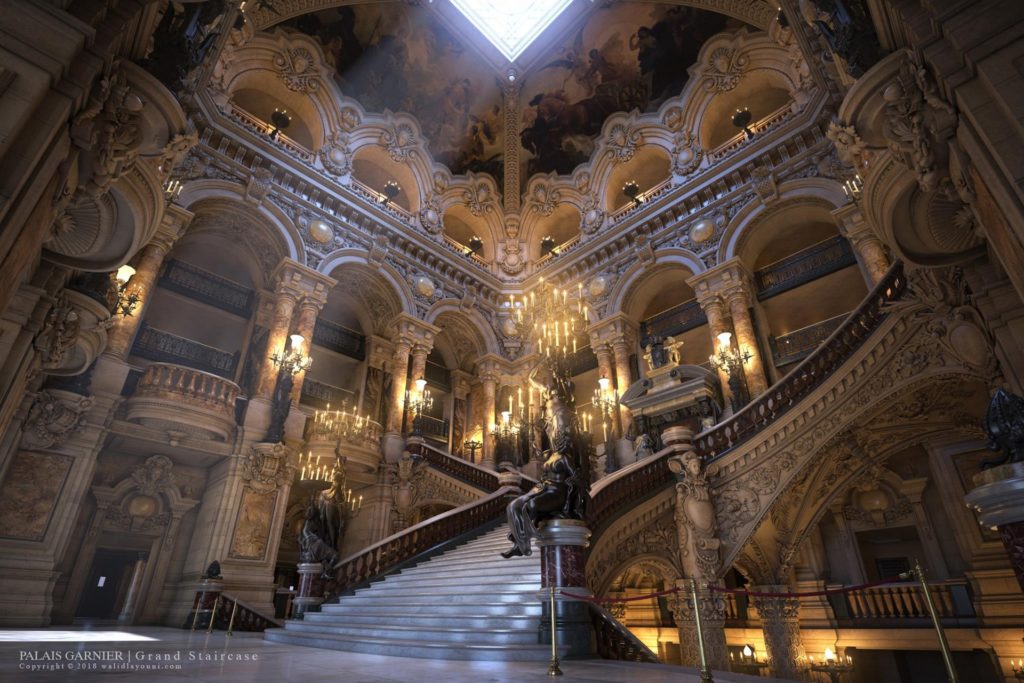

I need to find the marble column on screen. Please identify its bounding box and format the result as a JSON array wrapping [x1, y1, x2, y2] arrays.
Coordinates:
[[701, 295, 734, 406], [480, 370, 498, 469], [288, 297, 324, 404], [752, 587, 806, 681], [385, 338, 413, 434], [105, 206, 192, 358], [834, 204, 890, 286], [723, 287, 768, 397], [410, 343, 430, 385], [255, 287, 300, 400], [536, 519, 594, 657], [592, 342, 620, 439], [611, 336, 634, 435]]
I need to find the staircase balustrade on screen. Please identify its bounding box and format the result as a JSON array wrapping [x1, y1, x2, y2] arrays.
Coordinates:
[[834, 580, 976, 626], [409, 441, 537, 493], [332, 488, 512, 594], [206, 592, 283, 632], [588, 603, 661, 663]]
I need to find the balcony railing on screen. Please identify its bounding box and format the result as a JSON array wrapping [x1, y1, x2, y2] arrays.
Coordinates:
[[707, 101, 797, 163], [159, 258, 255, 317], [300, 378, 357, 410], [830, 580, 976, 627], [415, 414, 449, 442], [126, 363, 240, 441], [769, 312, 849, 367], [754, 235, 857, 300], [441, 234, 490, 269], [640, 299, 707, 346], [349, 176, 416, 225], [132, 322, 239, 378], [589, 603, 661, 663], [424, 360, 450, 391], [227, 102, 314, 162], [312, 319, 366, 360]]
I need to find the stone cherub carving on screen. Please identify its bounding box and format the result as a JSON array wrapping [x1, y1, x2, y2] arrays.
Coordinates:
[[665, 336, 684, 366]]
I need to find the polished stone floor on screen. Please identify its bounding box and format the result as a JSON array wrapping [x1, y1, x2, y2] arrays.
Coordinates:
[[0, 627, 785, 682]]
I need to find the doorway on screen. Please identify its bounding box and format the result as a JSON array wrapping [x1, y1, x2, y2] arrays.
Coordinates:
[[74, 548, 145, 621]]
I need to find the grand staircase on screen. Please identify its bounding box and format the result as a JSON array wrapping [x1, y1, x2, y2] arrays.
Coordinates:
[[265, 524, 559, 661]]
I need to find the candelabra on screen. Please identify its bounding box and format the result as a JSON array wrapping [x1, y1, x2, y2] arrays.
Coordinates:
[[592, 376, 619, 474], [405, 378, 434, 435], [310, 402, 379, 445], [272, 333, 313, 375], [809, 648, 854, 683], [506, 278, 588, 377], [732, 107, 755, 140], [112, 265, 140, 316], [708, 331, 752, 412], [463, 438, 481, 463], [1011, 658, 1024, 680], [730, 645, 768, 675]]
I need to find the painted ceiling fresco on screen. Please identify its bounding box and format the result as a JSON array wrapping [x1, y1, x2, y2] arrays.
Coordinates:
[[276, 3, 751, 196], [519, 4, 748, 180], [280, 4, 505, 184]]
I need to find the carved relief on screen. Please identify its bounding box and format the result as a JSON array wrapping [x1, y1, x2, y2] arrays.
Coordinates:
[[241, 443, 293, 493], [130, 455, 175, 496], [579, 196, 605, 234], [274, 47, 321, 92], [229, 488, 278, 560], [381, 122, 417, 162], [826, 120, 867, 167], [528, 182, 560, 216], [671, 132, 703, 178], [701, 47, 747, 92], [21, 390, 93, 451], [418, 196, 443, 234], [605, 123, 642, 163], [34, 294, 81, 370], [0, 451, 74, 541], [320, 131, 352, 178]]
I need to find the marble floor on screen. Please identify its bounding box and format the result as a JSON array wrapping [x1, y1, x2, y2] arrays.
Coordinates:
[[0, 627, 787, 682]]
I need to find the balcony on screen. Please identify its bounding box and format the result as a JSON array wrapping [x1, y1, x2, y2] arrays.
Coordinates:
[[124, 363, 240, 441], [769, 312, 849, 367], [158, 258, 255, 317], [132, 322, 239, 378], [755, 235, 857, 300], [300, 378, 357, 410], [829, 579, 977, 628], [312, 319, 366, 360], [415, 414, 450, 444], [639, 299, 707, 346]]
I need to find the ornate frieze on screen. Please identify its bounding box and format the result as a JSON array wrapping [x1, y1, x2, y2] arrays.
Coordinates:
[[21, 390, 94, 451], [241, 443, 294, 493], [700, 46, 748, 92]]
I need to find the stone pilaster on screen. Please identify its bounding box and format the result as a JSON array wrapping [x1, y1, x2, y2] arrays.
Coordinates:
[[589, 314, 637, 437], [382, 315, 439, 461], [385, 338, 413, 435], [718, 263, 768, 398], [834, 203, 890, 286], [689, 282, 733, 406], [752, 587, 806, 681], [255, 269, 303, 400], [105, 204, 193, 358], [590, 340, 620, 439]]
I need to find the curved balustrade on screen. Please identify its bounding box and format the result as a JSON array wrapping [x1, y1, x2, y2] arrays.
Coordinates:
[[125, 363, 240, 441], [588, 263, 907, 533], [332, 488, 512, 595], [408, 440, 539, 494], [588, 602, 661, 663]]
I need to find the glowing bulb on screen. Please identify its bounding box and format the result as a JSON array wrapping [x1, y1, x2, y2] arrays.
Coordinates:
[[289, 334, 305, 352], [115, 265, 136, 284], [598, 377, 610, 392], [415, 378, 427, 393], [716, 331, 733, 348], [824, 647, 835, 662], [742, 645, 753, 658]]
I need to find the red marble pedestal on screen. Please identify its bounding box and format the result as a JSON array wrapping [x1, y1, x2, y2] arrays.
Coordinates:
[[536, 519, 594, 657], [293, 562, 325, 616]]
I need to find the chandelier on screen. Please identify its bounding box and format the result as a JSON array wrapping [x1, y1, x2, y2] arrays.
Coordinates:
[[296, 452, 363, 513], [508, 278, 589, 373], [591, 376, 618, 442], [272, 333, 313, 375], [310, 401, 380, 444]]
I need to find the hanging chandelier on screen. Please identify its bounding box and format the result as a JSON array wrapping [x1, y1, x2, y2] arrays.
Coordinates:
[[508, 278, 589, 374], [310, 401, 380, 444]]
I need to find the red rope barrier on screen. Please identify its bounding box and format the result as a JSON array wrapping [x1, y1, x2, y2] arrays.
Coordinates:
[[557, 575, 947, 604]]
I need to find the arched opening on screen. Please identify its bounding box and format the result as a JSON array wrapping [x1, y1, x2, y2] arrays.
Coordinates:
[[443, 205, 492, 261], [350, 147, 420, 212], [604, 147, 672, 213], [533, 203, 581, 260], [230, 85, 322, 151], [700, 81, 792, 151]]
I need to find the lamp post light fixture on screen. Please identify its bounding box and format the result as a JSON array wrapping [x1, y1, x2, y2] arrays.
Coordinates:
[[269, 108, 291, 139], [467, 235, 484, 256], [592, 376, 620, 474], [406, 378, 434, 435], [380, 180, 401, 205], [730, 645, 768, 675], [708, 331, 752, 412], [266, 333, 312, 444], [732, 107, 755, 140], [163, 177, 183, 203], [463, 438, 481, 463], [809, 647, 854, 683], [622, 180, 642, 207], [112, 265, 140, 316], [540, 235, 556, 256]]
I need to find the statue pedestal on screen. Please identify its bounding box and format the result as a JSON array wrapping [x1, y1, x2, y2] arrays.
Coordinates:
[[966, 462, 1024, 592], [184, 578, 222, 629], [536, 519, 594, 657], [293, 562, 325, 617]]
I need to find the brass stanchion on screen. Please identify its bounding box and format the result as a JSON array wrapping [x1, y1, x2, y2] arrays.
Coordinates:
[[690, 579, 714, 683], [912, 561, 959, 683], [206, 595, 220, 634], [190, 591, 202, 631], [547, 586, 563, 677], [227, 599, 238, 636]]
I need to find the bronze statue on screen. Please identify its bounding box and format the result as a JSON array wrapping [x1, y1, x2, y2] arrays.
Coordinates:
[[298, 467, 348, 577], [500, 377, 588, 558]]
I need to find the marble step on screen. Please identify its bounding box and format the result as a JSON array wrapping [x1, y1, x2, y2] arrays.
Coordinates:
[[301, 612, 540, 629], [358, 578, 540, 593], [320, 601, 543, 617], [382, 570, 541, 585], [264, 628, 561, 661], [281, 619, 540, 645], [336, 590, 542, 606]]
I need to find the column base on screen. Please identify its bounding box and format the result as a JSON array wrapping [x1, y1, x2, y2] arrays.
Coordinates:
[[293, 562, 325, 617]]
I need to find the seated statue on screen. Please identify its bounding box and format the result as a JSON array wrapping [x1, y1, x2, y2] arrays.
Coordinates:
[[501, 449, 577, 558]]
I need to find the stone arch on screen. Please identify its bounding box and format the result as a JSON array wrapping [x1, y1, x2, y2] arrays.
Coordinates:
[[318, 253, 414, 335], [425, 304, 500, 366], [607, 250, 706, 316]]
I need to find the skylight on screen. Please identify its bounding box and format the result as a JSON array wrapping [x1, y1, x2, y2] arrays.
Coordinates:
[[450, 0, 574, 62]]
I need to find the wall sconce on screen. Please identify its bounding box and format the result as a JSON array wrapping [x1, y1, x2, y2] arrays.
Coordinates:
[[622, 180, 642, 206], [842, 174, 863, 203], [269, 108, 291, 139], [732, 108, 755, 140], [467, 235, 484, 255], [380, 180, 401, 204], [163, 178, 183, 202], [540, 235, 555, 256], [272, 333, 313, 375], [112, 265, 140, 316]]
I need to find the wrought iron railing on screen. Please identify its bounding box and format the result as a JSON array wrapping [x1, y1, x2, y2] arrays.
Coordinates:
[[588, 263, 907, 533], [331, 488, 512, 595], [158, 258, 255, 317], [769, 312, 849, 367], [588, 602, 661, 663], [416, 414, 449, 442], [639, 299, 707, 346], [299, 378, 357, 409], [424, 360, 451, 391], [203, 592, 283, 632], [312, 319, 366, 360], [563, 344, 598, 378], [132, 322, 239, 378], [754, 235, 857, 300]]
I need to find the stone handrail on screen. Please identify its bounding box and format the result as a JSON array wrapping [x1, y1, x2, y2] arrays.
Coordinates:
[[408, 440, 538, 493], [837, 579, 975, 624], [134, 363, 239, 418], [332, 487, 513, 594], [588, 602, 661, 663], [211, 592, 283, 631], [587, 262, 907, 533]]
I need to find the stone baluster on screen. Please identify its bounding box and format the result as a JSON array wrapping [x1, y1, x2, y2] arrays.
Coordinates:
[[752, 587, 806, 681], [105, 205, 193, 358], [834, 204, 891, 286]]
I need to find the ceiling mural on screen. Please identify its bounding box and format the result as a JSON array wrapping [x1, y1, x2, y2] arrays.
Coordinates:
[[518, 4, 749, 184], [278, 4, 505, 186]]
